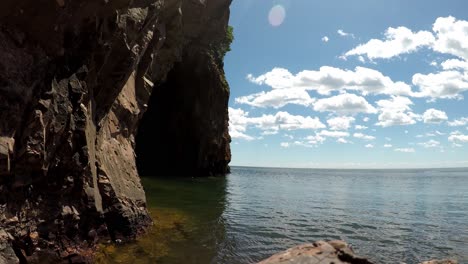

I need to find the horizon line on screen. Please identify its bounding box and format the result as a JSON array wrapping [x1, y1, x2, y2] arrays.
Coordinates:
[[230, 164, 468, 170]]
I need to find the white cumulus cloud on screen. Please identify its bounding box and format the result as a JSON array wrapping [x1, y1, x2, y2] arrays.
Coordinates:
[[235, 88, 315, 108], [376, 96, 414, 112], [246, 66, 413, 97], [412, 70, 468, 100], [432, 16, 468, 61], [230, 130, 255, 141], [422, 108, 448, 124], [365, 144, 374, 148], [344, 16, 468, 61], [228, 108, 256, 141], [322, 36, 329, 42], [448, 117, 468, 127], [305, 135, 327, 145], [375, 96, 420, 127], [251, 112, 326, 131], [441, 59, 468, 71], [228, 108, 326, 140], [353, 133, 376, 141], [448, 133, 468, 143], [247, 68, 294, 89], [340, 16, 468, 100], [344, 26, 434, 60], [376, 111, 419, 127], [327, 116, 356, 130], [314, 93, 377, 115]]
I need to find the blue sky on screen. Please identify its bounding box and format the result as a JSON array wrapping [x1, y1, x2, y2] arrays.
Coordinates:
[[225, 0, 468, 168]]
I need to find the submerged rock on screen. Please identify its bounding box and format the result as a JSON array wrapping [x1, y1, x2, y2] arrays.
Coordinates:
[[0, 0, 232, 262]]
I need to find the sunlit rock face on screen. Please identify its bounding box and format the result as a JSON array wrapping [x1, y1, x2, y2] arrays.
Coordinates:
[[258, 241, 375, 264], [258, 241, 458, 264], [0, 0, 231, 262]]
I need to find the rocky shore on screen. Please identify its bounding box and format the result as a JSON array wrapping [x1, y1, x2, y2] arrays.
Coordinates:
[[0, 0, 231, 262], [257, 241, 458, 264]]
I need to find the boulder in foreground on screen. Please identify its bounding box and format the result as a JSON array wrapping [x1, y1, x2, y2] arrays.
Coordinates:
[[258, 241, 374, 264], [258, 241, 458, 264]]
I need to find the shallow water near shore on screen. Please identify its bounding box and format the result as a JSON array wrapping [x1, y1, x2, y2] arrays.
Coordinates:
[[99, 166, 468, 263]]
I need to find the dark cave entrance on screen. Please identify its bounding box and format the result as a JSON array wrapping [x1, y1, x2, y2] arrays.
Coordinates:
[[135, 50, 231, 177], [135, 65, 201, 177]]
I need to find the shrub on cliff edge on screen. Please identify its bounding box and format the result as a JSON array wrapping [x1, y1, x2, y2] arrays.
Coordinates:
[[212, 25, 234, 64]]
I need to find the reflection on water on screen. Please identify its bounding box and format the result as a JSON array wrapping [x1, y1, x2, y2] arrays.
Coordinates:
[[98, 167, 468, 264]]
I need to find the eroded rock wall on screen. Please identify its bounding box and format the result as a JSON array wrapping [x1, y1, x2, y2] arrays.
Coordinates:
[[0, 0, 232, 262]]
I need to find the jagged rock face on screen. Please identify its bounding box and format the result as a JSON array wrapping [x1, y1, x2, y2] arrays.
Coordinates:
[[0, 0, 232, 262]]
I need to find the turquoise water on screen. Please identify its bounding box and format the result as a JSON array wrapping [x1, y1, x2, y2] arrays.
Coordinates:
[[102, 166, 468, 263]]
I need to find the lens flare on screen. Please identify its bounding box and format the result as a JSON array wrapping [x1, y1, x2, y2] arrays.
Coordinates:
[[268, 5, 286, 27]]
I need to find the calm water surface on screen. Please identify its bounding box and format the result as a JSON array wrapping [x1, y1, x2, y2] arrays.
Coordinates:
[[99, 167, 468, 264]]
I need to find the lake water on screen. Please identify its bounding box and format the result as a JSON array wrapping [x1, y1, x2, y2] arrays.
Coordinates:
[[98, 166, 468, 264]]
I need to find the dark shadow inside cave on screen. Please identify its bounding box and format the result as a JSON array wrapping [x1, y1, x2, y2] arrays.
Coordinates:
[[135, 65, 200, 177], [135, 50, 230, 177]]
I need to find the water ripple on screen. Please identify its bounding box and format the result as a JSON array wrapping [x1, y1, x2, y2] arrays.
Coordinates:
[[217, 167, 468, 264]]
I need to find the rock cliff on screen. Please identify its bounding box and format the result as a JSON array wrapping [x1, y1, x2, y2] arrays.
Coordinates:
[[0, 0, 232, 262]]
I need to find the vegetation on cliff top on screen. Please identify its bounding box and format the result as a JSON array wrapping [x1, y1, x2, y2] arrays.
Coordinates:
[[212, 25, 234, 63]]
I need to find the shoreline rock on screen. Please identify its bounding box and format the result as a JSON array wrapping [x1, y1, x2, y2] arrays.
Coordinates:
[[257, 241, 458, 264], [258, 241, 374, 264]]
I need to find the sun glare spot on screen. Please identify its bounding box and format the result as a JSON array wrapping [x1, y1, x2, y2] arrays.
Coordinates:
[[268, 5, 286, 27]]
